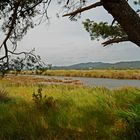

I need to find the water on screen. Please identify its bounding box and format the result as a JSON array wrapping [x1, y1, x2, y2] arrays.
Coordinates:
[[32, 75, 140, 89]]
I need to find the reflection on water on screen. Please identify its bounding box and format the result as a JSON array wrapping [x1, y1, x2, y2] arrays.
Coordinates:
[[32, 75, 140, 89]]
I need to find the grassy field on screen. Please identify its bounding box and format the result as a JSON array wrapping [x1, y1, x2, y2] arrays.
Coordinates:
[[0, 75, 140, 139], [14, 69, 140, 80]]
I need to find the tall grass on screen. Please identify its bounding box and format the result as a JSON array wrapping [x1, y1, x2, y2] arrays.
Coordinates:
[[16, 69, 140, 79], [0, 77, 140, 139]]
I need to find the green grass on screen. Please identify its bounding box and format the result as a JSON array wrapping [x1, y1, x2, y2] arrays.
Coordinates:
[[13, 69, 140, 79], [0, 76, 140, 139]]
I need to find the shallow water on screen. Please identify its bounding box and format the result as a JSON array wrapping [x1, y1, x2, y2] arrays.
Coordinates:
[[31, 75, 140, 89]]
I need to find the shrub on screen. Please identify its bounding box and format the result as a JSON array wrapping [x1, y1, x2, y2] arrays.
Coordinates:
[[32, 88, 58, 111]]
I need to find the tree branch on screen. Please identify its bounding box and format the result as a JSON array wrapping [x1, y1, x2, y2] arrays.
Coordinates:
[[8, 49, 36, 58], [63, 1, 103, 17], [20, 0, 43, 14], [102, 36, 129, 46], [0, 2, 20, 50]]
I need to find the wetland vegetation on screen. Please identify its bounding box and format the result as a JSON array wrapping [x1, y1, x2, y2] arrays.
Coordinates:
[[0, 75, 140, 139], [13, 69, 140, 80]]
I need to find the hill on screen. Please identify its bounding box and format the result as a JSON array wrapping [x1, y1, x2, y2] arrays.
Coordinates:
[[52, 61, 140, 70]]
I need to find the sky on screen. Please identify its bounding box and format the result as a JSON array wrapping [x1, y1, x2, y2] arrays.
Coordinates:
[[17, 2, 140, 66]]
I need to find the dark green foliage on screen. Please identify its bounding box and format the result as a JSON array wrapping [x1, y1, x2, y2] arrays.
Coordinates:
[[83, 19, 127, 41], [116, 110, 140, 139], [81, 1, 140, 46]]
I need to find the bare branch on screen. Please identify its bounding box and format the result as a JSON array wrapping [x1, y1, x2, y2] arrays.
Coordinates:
[[8, 51, 29, 56], [102, 36, 129, 47], [8, 49, 36, 58], [63, 1, 103, 17], [111, 19, 116, 26], [0, 56, 7, 61], [66, 0, 70, 5]]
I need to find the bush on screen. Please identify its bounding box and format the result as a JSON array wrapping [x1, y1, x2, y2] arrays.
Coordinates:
[[32, 88, 58, 111]]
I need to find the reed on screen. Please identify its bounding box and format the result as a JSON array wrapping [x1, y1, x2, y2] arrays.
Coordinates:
[[0, 76, 140, 139], [14, 69, 140, 79]]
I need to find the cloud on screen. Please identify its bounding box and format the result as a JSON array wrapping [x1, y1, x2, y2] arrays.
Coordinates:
[[18, 5, 140, 65]]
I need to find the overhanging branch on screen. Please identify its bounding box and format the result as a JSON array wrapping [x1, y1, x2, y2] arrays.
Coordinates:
[[102, 36, 129, 46], [63, 1, 103, 17]]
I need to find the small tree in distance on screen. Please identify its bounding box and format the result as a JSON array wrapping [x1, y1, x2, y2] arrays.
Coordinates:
[[10, 57, 25, 76], [0, 48, 47, 77]]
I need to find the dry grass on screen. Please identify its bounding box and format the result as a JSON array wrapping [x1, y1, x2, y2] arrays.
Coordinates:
[[12, 69, 140, 80], [1, 75, 82, 87]]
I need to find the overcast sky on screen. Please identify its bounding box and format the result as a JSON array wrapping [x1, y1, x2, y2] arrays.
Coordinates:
[[17, 3, 140, 66]]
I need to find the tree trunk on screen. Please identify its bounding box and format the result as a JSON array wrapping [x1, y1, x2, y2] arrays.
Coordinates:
[[102, 0, 140, 47]]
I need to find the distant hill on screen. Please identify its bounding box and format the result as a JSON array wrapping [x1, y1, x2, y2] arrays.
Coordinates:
[[52, 61, 140, 70]]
